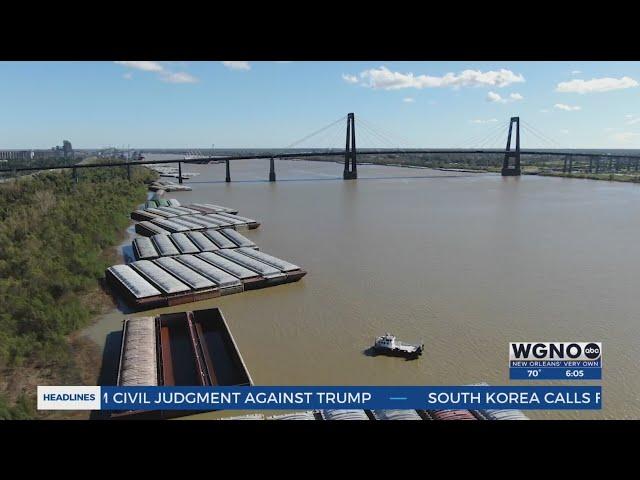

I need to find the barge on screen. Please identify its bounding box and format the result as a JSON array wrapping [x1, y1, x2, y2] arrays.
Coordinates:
[[370, 409, 423, 421], [135, 221, 171, 237], [106, 249, 306, 310], [320, 410, 369, 421], [427, 409, 478, 420], [151, 234, 181, 257], [113, 308, 253, 420]]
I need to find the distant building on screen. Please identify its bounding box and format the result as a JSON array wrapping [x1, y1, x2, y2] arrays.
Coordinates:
[[63, 140, 73, 157], [0, 150, 33, 161]]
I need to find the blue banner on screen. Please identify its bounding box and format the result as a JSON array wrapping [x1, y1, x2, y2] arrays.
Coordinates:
[[510, 367, 602, 380], [96, 385, 602, 411]]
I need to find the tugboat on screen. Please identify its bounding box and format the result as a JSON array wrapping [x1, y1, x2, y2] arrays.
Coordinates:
[[372, 333, 424, 358]]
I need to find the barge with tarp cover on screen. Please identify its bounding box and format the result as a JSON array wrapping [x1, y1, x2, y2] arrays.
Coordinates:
[[106, 249, 306, 310], [112, 308, 253, 419]]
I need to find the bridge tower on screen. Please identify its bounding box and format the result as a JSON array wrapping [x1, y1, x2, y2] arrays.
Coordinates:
[[502, 116, 521, 176], [343, 112, 357, 180]]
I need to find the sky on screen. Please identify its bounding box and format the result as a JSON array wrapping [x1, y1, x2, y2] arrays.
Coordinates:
[[1, 61, 640, 149]]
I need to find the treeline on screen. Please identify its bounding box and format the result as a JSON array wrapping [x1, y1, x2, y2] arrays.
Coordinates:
[[0, 166, 155, 418], [0, 156, 79, 176]]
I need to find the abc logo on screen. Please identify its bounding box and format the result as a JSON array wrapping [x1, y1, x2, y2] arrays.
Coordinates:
[[584, 343, 601, 359]]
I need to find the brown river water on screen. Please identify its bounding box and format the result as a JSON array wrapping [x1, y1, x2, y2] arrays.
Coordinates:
[[82, 157, 640, 419]]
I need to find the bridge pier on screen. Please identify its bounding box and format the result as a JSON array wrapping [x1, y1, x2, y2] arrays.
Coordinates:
[[501, 117, 521, 176], [225, 160, 231, 183], [635, 158, 639, 172], [568, 156, 573, 174], [595, 157, 600, 174], [269, 157, 276, 182], [588, 158, 593, 173], [178, 162, 183, 184], [73, 166, 78, 183], [563, 156, 567, 173], [343, 113, 357, 179], [608, 157, 613, 172]]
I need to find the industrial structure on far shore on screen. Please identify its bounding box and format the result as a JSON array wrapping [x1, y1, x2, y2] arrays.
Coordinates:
[[0, 140, 73, 162]]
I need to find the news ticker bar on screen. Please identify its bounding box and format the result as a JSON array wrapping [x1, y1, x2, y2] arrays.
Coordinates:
[[38, 385, 603, 411]]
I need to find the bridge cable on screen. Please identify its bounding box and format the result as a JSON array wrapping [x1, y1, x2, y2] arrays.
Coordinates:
[[520, 124, 557, 149], [520, 120, 563, 149], [356, 116, 413, 149], [459, 120, 509, 149], [463, 121, 509, 149], [459, 121, 508, 147], [357, 120, 400, 149], [296, 117, 354, 153], [477, 123, 510, 149], [358, 119, 404, 148], [521, 119, 561, 145], [282, 115, 347, 153]]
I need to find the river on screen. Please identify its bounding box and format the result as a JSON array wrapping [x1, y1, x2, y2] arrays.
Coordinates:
[[82, 156, 640, 419]]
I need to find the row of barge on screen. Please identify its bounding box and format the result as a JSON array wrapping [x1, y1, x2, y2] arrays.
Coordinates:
[[132, 229, 257, 260], [131, 200, 259, 236], [107, 248, 306, 309], [134, 212, 260, 237], [222, 408, 529, 420]]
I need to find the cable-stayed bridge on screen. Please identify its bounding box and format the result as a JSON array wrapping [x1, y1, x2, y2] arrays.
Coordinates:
[[3, 113, 640, 182]]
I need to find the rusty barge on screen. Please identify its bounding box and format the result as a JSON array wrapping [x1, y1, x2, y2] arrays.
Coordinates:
[[113, 308, 253, 419]]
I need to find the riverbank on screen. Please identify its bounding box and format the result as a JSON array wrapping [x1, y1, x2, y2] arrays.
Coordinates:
[[302, 156, 640, 184], [538, 171, 640, 183], [0, 164, 156, 419]]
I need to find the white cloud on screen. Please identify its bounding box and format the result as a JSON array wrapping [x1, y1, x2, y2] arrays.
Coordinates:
[[222, 61, 251, 71], [346, 66, 524, 90], [554, 103, 581, 111], [486, 91, 523, 103], [540, 109, 549, 113], [471, 118, 498, 124], [487, 91, 504, 103], [342, 73, 358, 84], [556, 76, 638, 94], [560, 129, 570, 134], [571, 70, 582, 75], [610, 132, 640, 143], [625, 114, 640, 125], [160, 71, 198, 84], [402, 97, 415, 103], [114, 61, 164, 72], [115, 61, 198, 84]]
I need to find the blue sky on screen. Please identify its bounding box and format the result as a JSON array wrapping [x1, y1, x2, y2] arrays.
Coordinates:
[[1, 61, 639, 149]]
